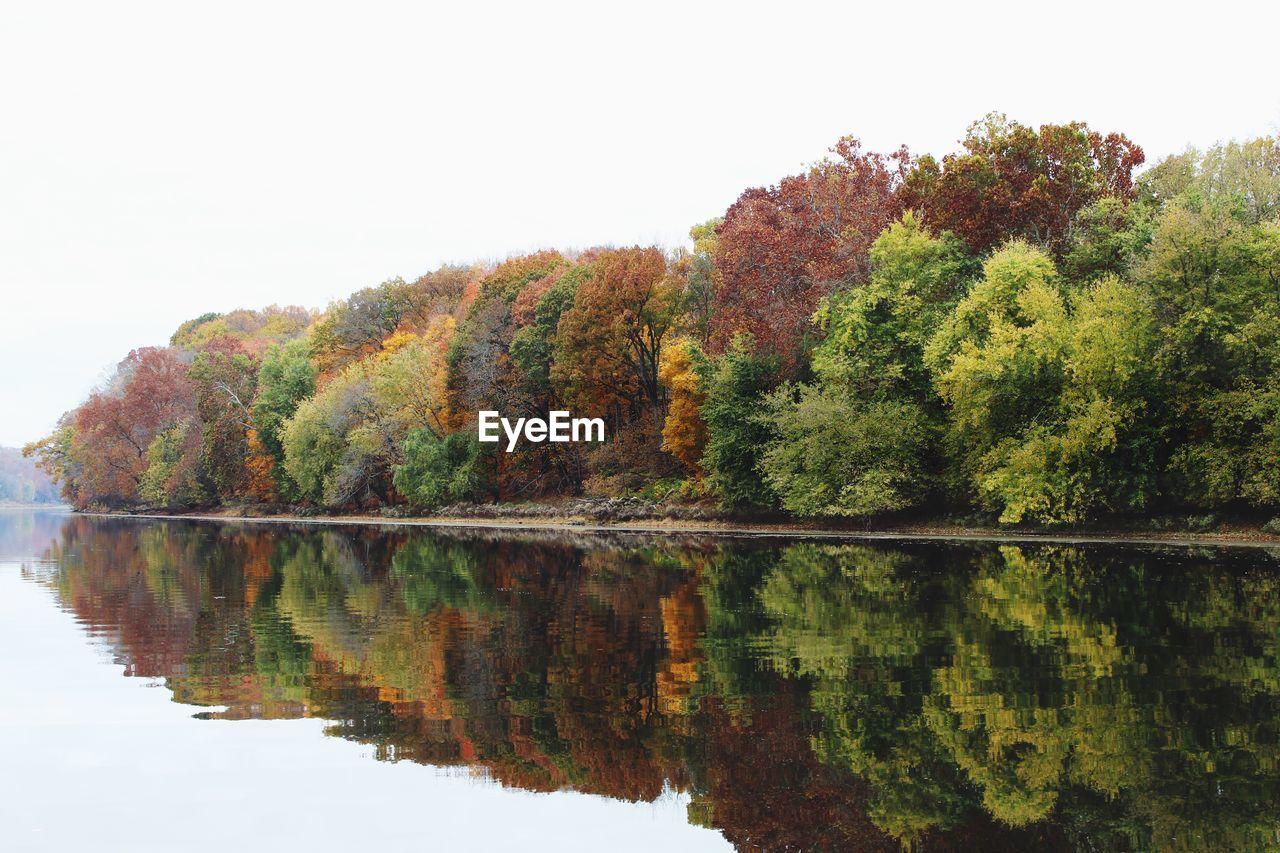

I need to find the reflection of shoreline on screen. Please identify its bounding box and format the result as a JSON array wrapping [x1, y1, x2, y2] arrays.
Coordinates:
[[32, 513, 1280, 850], [81, 509, 1280, 550]]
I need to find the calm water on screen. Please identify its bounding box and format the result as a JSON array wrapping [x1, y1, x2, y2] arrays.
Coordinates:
[[2, 509, 1279, 851]]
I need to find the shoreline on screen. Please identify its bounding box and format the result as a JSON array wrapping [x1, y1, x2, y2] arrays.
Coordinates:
[[79, 509, 1280, 550]]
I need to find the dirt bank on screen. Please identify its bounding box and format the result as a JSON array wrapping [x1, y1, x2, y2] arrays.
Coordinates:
[[82, 505, 1280, 550]]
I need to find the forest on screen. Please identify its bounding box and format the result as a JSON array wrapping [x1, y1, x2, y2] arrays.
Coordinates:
[[0, 447, 59, 504], [26, 114, 1280, 527]]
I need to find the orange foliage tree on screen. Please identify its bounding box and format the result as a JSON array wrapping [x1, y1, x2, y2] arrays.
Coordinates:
[[658, 338, 707, 473], [552, 247, 680, 423]]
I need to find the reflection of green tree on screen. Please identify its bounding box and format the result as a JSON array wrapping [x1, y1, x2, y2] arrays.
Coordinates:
[[923, 547, 1148, 829], [272, 531, 455, 706], [135, 525, 193, 610], [696, 546, 783, 708], [248, 576, 315, 696], [275, 533, 380, 651], [758, 541, 1280, 849], [759, 544, 973, 842], [390, 536, 489, 614]]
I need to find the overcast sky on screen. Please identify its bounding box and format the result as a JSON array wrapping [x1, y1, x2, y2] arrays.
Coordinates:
[[1, 0, 1277, 447]]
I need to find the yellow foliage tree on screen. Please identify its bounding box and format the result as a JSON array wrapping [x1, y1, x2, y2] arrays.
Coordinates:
[[659, 338, 708, 473]]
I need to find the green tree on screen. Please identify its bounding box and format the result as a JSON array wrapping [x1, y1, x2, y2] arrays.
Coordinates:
[[392, 429, 491, 509], [761, 389, 931, 516], [1134, 139, 1280, 509], [697, 335, 777, 508], [280, 361, 373, 505], [252, 338, 316, 498], [929, 244, 1158, 523], [760, 214, 972, 516], [139, 421, 206, 507]]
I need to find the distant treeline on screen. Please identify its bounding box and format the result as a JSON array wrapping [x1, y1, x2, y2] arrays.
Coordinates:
[[0, 447, 59, 504], [26, 114, 1280, 526]]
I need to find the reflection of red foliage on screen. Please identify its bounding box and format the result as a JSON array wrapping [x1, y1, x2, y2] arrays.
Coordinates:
[[41, 520, 1070, 849], [695, 692, 897, 851]]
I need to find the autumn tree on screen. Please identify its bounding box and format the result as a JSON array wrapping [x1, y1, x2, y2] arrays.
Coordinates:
[[442, 252, 579, 497], [60, 347, 200, 507], [252, 338, 316, 499], [904, 114, 1145, 256], [711, 137, 911, 372], [446, 252, 569, 420], [552, 247, 680, 422], [170, 305, 311, 354], [187, 336, 259, 499], [658, 338, 708, 473], [672, 218, 722, 346], [397, 265, 479, 333], [310, 278, 411, 375]]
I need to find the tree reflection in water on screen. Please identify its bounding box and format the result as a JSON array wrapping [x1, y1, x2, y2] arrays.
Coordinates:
[[35, 517, 1280, 851]]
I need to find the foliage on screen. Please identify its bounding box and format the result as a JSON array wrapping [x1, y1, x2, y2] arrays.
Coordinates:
[[672, 218, 721, 345], [658, 337, 708, 472], [171, 305, 311, 354], [280, 362, 374, 505], [392, 429, 491, 509], [139, 421, 205, 507], [812, 211, 973, 400], [49, 347, 199, 508], [552, 247, 680, 420], [311, 278, 422, 374], [697, 336, 777, 508], [34, 119, 1280, 526], [251, 338, 316, 499], [928, 245, 1158, 523], [188, 338, 259, 499], [761, 388, 931, 516], [904, 113, 1145, 255], [711, 137, 910, 372], [760, 214, 970, 516]]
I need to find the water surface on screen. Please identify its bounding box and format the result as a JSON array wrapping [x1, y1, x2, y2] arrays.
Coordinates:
[[2, 509, 1279, 851]]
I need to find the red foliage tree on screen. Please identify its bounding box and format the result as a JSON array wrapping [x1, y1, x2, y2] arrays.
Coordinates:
[[710, 137, 911, 372], [71, 347, 198, 506], [903, 114, 1144, 256]]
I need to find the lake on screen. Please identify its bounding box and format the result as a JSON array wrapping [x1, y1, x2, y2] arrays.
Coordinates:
[[2, 508, 1278, 851]]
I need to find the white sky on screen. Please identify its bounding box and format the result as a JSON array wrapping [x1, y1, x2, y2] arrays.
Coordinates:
[[2, 0, 1278, 447]]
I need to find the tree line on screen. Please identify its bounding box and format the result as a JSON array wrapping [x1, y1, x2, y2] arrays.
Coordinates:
[[27, 114, 1280, 525], [0, 447, 59, 504]]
